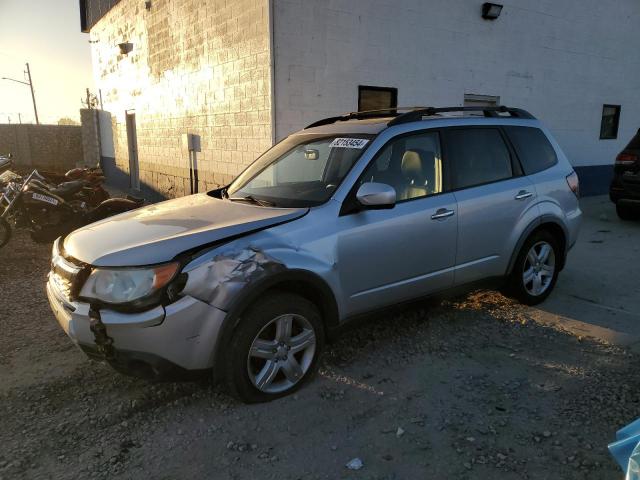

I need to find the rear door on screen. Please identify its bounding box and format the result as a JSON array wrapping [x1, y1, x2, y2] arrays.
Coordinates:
[[444, 127, 538, 285]]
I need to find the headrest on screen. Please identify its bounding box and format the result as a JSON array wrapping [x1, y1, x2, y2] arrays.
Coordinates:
[[401, 150, 423, 176]]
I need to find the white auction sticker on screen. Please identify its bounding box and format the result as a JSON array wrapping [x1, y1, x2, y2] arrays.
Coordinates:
[[330, 138, 369, 149], [32, 193, 59, 205]]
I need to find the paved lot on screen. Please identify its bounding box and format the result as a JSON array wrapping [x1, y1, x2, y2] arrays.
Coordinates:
[[531, 195, 640, 347], [0, 195, 639, 480]]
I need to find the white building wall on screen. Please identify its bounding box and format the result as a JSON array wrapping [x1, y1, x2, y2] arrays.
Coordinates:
[[273, 0, 640, 180]]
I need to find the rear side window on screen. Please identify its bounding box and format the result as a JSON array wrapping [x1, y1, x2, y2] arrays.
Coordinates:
[[504, 126, 558, 175], [446, 128, 512, 189]]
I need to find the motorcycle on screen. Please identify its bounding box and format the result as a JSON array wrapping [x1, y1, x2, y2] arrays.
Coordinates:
[[0, 153, 13, 174], [1, 168, 109, 207], [0, 169, 144, 249]]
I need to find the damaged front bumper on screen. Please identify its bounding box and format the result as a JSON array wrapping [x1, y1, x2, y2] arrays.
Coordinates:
[[46, 276, 228, 377]]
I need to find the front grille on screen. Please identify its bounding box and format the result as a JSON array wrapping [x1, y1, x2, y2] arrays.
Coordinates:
[[50, 238, 90, 302]]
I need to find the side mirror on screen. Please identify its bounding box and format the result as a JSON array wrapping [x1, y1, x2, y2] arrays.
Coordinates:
[[355, 182, 396, 209]]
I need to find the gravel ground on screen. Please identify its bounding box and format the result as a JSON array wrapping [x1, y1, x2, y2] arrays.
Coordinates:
[[1, 230, 638, 480]]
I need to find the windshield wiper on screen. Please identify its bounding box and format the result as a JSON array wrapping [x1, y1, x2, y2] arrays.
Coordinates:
[[229, 195, 276, 207]]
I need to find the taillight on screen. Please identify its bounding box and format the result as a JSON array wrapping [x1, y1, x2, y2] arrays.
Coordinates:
[[616, 153, 638, 166], [566, 171, 579, 198]]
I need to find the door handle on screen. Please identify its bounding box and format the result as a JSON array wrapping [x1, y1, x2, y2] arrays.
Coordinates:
[[431, 208, 455, 220], [515, 190, 534, 200]]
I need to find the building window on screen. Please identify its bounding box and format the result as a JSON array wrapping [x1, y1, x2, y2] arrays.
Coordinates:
[[358, 86, 397, 112], [600, 105, 621, 140], [464, 94, 500, 108]]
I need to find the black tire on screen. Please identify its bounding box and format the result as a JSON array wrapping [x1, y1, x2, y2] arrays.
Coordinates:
[[506, 230, 560, 306], [616, 203, 638, 221], [223, 291, 324, 403], [0, 218, 11, 249]]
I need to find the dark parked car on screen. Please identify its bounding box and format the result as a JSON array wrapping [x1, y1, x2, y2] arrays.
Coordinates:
[[610, 129, 640, 220]]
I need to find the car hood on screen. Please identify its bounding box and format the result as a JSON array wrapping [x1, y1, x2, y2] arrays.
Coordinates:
[[63, 194, 308, 267]]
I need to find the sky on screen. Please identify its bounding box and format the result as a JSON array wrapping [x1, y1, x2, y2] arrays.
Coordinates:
[[0, 0, 94, 124]]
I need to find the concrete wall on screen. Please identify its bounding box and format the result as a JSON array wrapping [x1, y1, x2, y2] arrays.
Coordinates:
[[273, 0, 640, 193], [0, 124, 82, 172], [88, 0, 273, 199]]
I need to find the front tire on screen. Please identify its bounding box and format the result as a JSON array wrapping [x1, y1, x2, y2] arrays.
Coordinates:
[[0, 218, 11, 249], [223, 292, 324, 403], [507, 230, 560, 306]]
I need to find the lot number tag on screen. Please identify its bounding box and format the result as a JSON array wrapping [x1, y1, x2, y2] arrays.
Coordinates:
[[32, 193, 59, 205], [330, 138, 369, 149]]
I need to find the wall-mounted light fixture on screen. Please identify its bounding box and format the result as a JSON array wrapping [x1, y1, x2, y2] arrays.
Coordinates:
[[118, 42, 133, 55], [481, 2, 503, 20]]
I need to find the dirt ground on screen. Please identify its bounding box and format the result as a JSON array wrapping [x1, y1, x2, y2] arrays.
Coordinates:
[[1, 207, 639, 479]]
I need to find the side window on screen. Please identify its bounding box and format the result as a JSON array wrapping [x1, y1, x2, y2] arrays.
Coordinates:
[[504, 126, 558, 175], [446, 128, 512, 189], [360, 132, 443, 201]]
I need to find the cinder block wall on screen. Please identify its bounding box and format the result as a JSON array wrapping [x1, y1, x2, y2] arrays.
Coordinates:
[[0, 124, 83, 172], [89, 0, 273, 199]]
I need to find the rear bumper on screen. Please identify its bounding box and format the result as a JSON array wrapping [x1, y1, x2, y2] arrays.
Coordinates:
[[46, 277, 228, 374], [565, 205, 582, 252], [610, 177, 640, 204]]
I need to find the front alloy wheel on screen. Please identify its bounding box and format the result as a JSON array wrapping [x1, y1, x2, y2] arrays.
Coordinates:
[[224, 292, 324, 403], [247, 314, 316, 394]]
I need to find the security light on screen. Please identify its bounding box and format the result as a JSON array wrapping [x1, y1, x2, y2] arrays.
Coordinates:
[[118, 42, 133, 55], [481, 3, 503, 20]]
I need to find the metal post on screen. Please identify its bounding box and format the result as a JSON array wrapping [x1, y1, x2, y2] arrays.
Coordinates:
[[25, 63, 39, 125]]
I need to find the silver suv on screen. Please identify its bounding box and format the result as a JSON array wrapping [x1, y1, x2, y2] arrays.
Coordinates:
[[47, 106, 582, 402]]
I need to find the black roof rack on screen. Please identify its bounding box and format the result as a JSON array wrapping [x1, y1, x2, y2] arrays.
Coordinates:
[[388, 106, 535, 126], [304, 106, 535, 130], [304, 106, 426, 129]]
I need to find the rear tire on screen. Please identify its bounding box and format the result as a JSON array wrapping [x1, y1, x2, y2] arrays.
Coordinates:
[[0, 218, 11, 249], [616, 203, 638, 221], [223, 292, 324, 403], [507, 230, 560, 306]]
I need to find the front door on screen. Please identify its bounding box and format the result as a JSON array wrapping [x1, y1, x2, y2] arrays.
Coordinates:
[[337, 131, 458, 316], [443, 127, 538, 285], [125, 111, 140, 191]]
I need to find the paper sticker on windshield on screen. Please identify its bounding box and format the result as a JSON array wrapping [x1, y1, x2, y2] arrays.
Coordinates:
[[330, 138, 369, 149]]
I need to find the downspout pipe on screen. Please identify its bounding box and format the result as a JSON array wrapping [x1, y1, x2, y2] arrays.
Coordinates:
[[268, 0, 276, 145]]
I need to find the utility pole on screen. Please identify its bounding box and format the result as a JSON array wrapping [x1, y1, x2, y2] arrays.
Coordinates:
[[1, 62, 39, 125], [25, 63, 39, 125]]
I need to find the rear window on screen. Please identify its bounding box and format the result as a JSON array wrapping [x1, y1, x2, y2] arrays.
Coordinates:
[[625, 129, 640, 150], [504, 126, 558, 175]]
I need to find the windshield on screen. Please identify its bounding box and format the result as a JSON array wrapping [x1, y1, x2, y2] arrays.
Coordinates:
[[226, 134, 374, 207]]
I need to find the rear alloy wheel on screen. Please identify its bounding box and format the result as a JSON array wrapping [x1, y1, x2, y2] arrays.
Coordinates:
[[0, 218, 12, 249], [522, 241, 555, 297], [508, 231, 560, 305], [224, 292, 324, 403], [616, 203, 638, 221]]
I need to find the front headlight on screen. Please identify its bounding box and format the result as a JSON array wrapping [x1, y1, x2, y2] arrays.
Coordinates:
[[79, 262, 179, 306]]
